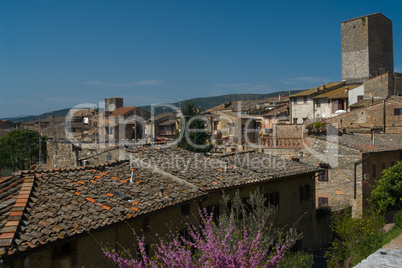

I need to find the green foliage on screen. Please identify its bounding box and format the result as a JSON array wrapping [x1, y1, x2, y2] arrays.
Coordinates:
[[175, 101, 210, 152], [316, 206, 331, 221], [314, 121, 321, 130], [394, 211, 402, 228], [276, 251, 314, 268], [369, 161, 402, 213], [326, 207, 384, 267], [0, 129, 46, 173]]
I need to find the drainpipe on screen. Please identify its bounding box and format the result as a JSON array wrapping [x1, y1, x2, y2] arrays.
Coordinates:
[[383, 99, 386, 133], [354, 153, 370, 199]]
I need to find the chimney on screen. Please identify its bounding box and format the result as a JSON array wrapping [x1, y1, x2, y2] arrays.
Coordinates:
[[159, 187, 164, 198], [130, 169, 134, 183]]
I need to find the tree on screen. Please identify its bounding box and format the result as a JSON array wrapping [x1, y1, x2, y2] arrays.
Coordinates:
[[104, 190, 303, 267], [175, 101, 210, 152], [370, 161, 402, 212], [0, 129, 47, 174]]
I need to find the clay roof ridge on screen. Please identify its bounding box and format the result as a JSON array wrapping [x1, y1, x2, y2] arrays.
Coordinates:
[[0, 176, 35, 257], [12, 159, 129, 176], [126, 152, 203, 192]]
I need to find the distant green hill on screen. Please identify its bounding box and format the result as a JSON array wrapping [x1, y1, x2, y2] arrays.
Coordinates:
[[139, 91, 300, 114], [3, 91, 301, 123], [3, 108, 71, 123]]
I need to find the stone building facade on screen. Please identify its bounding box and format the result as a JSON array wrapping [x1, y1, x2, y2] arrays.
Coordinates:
[[342, 13, 393, 83], [326, 97, 402, 133], [363, 72, 402, 98]]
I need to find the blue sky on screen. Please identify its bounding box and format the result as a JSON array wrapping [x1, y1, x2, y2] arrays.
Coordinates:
[[1, 0, 402, 118]]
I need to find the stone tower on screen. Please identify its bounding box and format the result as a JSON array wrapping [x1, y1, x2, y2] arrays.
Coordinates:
[[341, 13, 393, 84], [105, 97, 123, 113]]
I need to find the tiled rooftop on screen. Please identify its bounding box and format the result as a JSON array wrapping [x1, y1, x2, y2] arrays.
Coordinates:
[[262, 104, 288, 116], [109, 107, 136, 117], [349, 98, 383, 109], [313, 134, 402, 153], [0, 146, 321, 259], [288, 81, 346, 98], [0, 160, 205, 258], [127, 148, 320, 191], [313, 84, 360, 99]]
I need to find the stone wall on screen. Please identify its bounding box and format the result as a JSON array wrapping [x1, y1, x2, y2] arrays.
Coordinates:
[[46, 141, 122, 168], [368, 14, 393, 77], [301, 137, 363, 217], [325, 99, 402, 133], [364, 72, 402, 98], [342, 14, 393, 83], [274, 124, 304, 138], [341, 16, 370, 83]]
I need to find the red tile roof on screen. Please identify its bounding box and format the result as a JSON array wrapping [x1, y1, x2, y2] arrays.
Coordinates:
[[109, 107, 135, 117]]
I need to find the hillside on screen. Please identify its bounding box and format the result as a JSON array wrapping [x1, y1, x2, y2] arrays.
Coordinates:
[[139, 91, 300, 114], [3, 91, 301, 123]]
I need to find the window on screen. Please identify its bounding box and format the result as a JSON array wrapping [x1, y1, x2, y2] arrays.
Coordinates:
[[394, 108, 402, 115], [293, 118, 298, 124], [372, 164, 377, 178], [318, 166, 329, 181], [303, 96, 307, 103], [316, 99, 321, 108], [305, 184, 311, 200], [206, 205, 219, 224], [300, 184, 312, 202], [229, 123, 234, 136], [293, 98, 298, 104], [268, 192, 280, 208], [318, 197, 329, 207], [181, 203, 191, 216], [357, 95, 363, 102], [382, 163, 386, 171], [52, 241, 77, 267], [143, 217, 149, 232], [264, 192, 279, 208]]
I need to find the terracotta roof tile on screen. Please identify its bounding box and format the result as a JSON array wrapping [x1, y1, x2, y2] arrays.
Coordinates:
[[109, 107, 135, 117]]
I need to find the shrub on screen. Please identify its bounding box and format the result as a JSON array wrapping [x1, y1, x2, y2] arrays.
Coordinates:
[[276, 251, 314, 268], [370, 161, 402, 213], [326, 207, 384, 267], [394, 211, 402, 228], [104, 190, 305, 267]]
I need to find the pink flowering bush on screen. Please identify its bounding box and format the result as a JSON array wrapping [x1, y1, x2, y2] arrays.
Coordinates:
[[104, 190, 301, 267]]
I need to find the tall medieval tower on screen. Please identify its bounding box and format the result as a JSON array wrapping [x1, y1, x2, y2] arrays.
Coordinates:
[[341, 13, 393, 84]]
